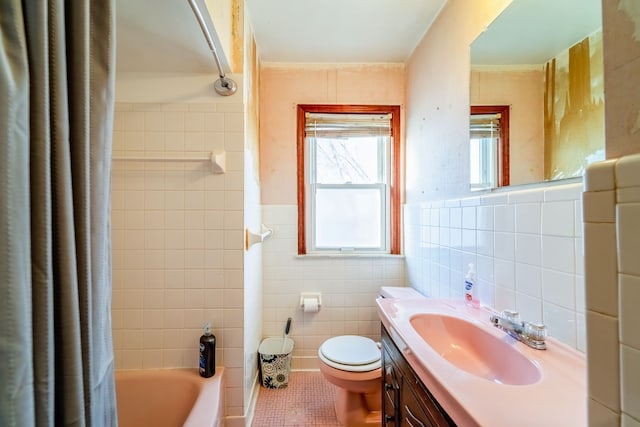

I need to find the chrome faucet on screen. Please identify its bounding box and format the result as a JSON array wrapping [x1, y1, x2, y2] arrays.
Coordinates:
[[489, 309, 547, 350]]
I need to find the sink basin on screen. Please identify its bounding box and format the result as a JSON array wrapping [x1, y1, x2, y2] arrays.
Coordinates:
[[410, 313, 541, 385]]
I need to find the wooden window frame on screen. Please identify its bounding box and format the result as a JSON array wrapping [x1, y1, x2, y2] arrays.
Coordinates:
[[470, 105, 510, 187], [297, 104, 401, 255]]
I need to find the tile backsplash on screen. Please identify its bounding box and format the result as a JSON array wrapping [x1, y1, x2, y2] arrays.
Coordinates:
[[110, 101, 246, 417], [404, 182, 585, 351], [584, 154, 640, 426]]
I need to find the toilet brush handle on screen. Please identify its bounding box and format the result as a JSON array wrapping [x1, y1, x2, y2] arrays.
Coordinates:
[[285, 317, 292, 335]]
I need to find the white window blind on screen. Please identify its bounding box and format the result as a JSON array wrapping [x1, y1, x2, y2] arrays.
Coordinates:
[[305, 113, 392, 138]]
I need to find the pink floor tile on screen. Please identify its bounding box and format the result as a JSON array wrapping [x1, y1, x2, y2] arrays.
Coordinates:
[[252, 372, 340, 426]]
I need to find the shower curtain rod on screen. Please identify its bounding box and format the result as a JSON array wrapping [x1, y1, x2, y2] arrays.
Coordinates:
[[187, 0, 237, 96]]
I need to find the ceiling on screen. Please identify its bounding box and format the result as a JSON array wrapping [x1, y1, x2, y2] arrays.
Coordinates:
[[116, 0, 221, 73], [115, 0, 601, 72], [471, 0, 602, 65], [244, 0, 447, 63], [115, 0, 447, 72]]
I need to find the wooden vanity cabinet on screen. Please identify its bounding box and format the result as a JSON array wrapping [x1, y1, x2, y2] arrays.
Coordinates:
[[381, 325, 456, 427], [382, 345, 400, 426]]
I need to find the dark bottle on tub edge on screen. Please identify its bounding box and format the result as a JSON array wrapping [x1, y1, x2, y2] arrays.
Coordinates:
[[199, 323, 216, 378]]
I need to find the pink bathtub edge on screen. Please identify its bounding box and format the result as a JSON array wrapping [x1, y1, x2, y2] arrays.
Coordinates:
[[184, 367, 225, 427], [115, 367, 225, 427]]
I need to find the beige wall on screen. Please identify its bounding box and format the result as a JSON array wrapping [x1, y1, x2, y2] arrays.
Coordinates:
[[259, 64, 405, 204], [405, 0, 512, 203], [470, 68, 544, 185], [543, 30, 604, 180]]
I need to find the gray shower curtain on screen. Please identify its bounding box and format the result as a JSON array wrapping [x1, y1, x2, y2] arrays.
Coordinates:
[[0, 1, 117, 426]]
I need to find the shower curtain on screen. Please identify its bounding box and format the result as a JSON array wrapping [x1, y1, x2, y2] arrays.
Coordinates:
[[0, 1, 117, 426]]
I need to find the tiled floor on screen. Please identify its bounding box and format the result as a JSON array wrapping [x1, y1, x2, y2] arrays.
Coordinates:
[[252, 371, 340, 426]]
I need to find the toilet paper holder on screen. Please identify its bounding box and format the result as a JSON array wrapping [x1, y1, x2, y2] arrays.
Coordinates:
[[299, 292, 322, 310]]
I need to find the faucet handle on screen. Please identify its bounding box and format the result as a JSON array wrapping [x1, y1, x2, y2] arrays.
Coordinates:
[[525, 322, 547, 342], [501, 309, 520, 322]]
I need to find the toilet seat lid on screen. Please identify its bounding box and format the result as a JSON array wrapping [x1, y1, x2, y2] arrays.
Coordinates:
[[320, 335, 380, 366]]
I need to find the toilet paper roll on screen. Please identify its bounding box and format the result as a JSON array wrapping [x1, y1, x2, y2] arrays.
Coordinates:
[[303, 298, 319, 313]]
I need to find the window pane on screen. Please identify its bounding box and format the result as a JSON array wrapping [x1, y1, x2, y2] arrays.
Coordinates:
[[314, 187, 382, 248], [470, 137, 497, 189], [470, 112, 501, 190], [470, 138, 483, 185], [314, 137, 385, 184]]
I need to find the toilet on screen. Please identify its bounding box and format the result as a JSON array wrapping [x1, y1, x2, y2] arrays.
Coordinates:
[[318, 287, 426, 426], [318, 335, 382, 426]]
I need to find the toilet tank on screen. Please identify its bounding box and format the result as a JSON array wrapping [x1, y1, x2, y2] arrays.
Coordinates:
[[378, 286, 426, 299]]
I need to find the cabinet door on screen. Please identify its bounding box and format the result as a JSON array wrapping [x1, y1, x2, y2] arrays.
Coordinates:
[[382, 349, 399, 426], [382, 325, 456, 427], [400, 378, 435, 427]]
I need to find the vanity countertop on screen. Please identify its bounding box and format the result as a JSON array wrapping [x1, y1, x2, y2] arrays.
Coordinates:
[[377, 297, 587, 427]]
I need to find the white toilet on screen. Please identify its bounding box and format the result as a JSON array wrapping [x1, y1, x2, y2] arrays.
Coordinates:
[[318, 335, 382, 426], [318, 287, 426, 426]]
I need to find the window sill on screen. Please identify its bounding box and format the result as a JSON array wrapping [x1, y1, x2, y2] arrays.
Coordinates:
[[295, 253, 405, 259]]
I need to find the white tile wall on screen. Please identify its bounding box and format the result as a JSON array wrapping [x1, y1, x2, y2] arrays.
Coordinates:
[[584, 154, 640, 426], [621, 345, 640, 421], [590, 399, 621, 426], [404, 182, 585, 349], [623, 414, 640, 427], [261, 205, 407, 369], [111, 101, 246, 417]]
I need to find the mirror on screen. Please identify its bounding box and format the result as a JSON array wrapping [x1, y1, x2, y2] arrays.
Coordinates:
[[470, 0, 604, 188]]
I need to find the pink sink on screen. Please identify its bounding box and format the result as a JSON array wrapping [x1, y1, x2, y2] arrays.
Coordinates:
[[410, 313, 541, 385], [377, 298, 587, 427]]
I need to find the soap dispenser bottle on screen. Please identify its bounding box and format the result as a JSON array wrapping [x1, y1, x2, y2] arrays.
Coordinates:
[[464, 263, 480, 308], [199, 323, 216, 378]]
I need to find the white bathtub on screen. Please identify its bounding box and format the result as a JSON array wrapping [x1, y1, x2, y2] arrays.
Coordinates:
[[115, 368, 224, 427]]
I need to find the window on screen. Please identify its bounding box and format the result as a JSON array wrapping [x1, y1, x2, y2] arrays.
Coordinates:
[[297, 105, 401, 255], [469, 105, 510, 190]]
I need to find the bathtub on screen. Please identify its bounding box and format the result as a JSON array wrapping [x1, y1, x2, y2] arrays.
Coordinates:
[[115, 368, 224, 427]]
